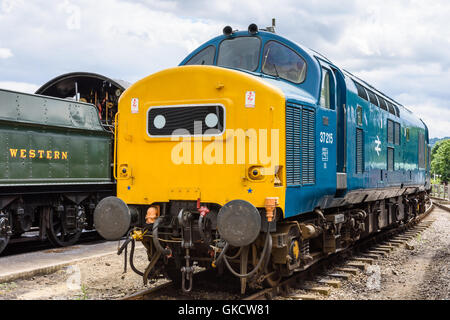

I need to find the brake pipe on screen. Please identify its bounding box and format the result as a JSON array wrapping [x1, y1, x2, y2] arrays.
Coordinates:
[[152, 217, 172, 257], [222, 230, 272, 279]]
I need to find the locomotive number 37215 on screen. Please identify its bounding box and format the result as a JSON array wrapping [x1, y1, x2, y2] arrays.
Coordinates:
[[320, 132, 334, 144]]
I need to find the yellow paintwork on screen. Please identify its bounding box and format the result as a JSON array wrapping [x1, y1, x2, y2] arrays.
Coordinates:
[[116, 65, 287, 213]]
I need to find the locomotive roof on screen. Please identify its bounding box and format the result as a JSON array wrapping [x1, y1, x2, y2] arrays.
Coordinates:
[[181, 29, 417, 120]]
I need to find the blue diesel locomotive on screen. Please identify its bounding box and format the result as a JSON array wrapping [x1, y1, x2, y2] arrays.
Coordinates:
[[95, 24, 431, 293]]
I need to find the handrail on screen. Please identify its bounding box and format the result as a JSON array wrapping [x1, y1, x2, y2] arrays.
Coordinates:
[[113, 111, 120, 180]]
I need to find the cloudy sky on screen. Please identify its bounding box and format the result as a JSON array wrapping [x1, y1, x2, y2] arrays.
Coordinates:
[[0, 0, 449, 138]]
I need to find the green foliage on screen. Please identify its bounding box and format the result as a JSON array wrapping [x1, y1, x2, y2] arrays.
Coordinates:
[[431, 139, 450, 183], [75, 284, 89, 300]]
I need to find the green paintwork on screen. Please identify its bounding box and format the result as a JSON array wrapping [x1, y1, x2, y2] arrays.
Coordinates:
[[0, 88, 105, 131], [0, 88, 112, 186]]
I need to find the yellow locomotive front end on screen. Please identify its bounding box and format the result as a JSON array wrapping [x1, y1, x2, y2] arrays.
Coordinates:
[[116, 65, 285, 210], [94, 65, 288, 292]]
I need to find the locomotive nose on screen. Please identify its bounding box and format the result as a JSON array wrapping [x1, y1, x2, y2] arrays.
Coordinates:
[[94, 196, 133, 241]]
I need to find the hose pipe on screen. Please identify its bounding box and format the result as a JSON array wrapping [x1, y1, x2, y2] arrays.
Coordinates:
[[130, 238, 144, 277], [152, 217, 172, 257], [222, 230, 272, 279]]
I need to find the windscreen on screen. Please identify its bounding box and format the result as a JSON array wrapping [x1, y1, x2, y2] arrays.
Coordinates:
[[217, 37, 261, 72]]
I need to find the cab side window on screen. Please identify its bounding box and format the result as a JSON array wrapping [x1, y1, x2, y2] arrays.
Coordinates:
[[320, 68, 331, 109], [261, 41, 307, 83]]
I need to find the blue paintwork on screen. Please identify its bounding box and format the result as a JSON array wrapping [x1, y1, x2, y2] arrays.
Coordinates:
[[180, 30, 429, 218]]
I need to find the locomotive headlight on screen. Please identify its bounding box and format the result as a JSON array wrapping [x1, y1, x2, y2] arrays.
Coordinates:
[[248, 23, 258, 35], [205, 113, 219, 128], [248, 166, 264, 180], [153, 115, 166, 129], [223, 26, 233, 36]]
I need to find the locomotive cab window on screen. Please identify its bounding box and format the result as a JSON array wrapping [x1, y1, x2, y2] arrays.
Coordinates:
[[261, 41, 307, 84], [354, 81, 369, 101], [185, 46, 215, 66], [356, 106, 363, 126], [320, 69, 331, 109], [367, 90, 379, 108], [217, 37, 261, 72]]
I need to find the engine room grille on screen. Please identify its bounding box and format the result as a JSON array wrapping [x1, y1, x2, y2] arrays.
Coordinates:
[[286, 105, 301, 185], [388, 147, 394, 171], [302, 108, 316, 185], [285, 104, 316, 186], [356, 128, 364, 174]]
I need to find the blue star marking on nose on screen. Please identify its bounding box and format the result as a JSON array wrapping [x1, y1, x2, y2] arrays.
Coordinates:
[[248, 188, 253, 194]]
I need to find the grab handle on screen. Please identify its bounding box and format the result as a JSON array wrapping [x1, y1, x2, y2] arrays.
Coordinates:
[[113, 111, 120, 180]]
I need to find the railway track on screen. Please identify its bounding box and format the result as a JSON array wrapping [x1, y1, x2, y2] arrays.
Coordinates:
[[121, 199, 442, 301]]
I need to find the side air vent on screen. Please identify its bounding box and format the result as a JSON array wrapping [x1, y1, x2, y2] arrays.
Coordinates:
[[356, 128, 364, 174], [301, 108, 316, 185], [286, 105, 301, 185]]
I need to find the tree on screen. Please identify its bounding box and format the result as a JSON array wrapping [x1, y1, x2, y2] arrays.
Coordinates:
[[431, 139, 445, 163], [431, 139, 450, 183]]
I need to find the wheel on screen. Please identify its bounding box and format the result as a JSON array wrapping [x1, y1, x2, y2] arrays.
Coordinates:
[[45, 207, 82, 247]]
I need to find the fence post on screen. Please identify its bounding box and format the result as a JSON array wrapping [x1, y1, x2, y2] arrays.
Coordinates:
[[447, 185, 450, 200]]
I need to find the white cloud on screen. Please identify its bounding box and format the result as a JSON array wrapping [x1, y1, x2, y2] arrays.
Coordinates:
[[0, 0, 448, 137], [0, 48, 13, 59], [0, 81, 39, 93]]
